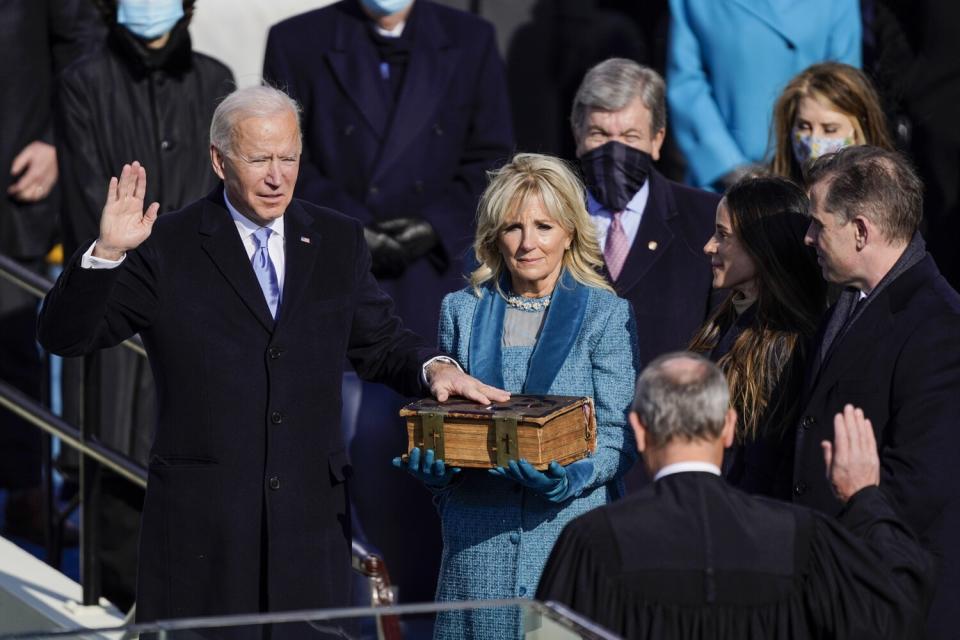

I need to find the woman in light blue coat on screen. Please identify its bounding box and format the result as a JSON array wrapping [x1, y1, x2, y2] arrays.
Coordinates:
[[667, 0, 861, 189], [396, 153, 640, 639]]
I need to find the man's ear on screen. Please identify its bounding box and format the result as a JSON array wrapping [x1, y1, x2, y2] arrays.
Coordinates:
[[650, 128, 666, 162], [721, 408, 737, 448], [854, 216, 869, 251], [629, 411, 647, 453], [210, 145, 226, 181]]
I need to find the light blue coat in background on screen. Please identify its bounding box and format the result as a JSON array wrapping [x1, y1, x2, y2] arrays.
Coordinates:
[[667, 0, 861, 188], [430, 275, 640, 639]]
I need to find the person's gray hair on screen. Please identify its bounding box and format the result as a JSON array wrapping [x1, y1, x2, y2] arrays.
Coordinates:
[[209, 84, 302, 156], [570, 58, 667, 141], [632, 352, 729, 446]]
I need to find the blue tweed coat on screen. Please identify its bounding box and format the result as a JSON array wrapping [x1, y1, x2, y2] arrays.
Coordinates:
[[431, 275, 640, 638]]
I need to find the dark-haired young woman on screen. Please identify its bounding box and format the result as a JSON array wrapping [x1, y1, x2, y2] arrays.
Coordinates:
[[691, 176, 826, 498]]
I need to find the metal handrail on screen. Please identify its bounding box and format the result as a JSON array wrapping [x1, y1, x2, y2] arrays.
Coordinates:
[[0, 379, 146, 490], [0, 251, 397, 624], [0, 252, 147, 357]]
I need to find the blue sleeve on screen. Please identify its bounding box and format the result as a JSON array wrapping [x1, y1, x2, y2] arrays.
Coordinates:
[[666, 0, 749, 188], [583, 298, 640, 490]]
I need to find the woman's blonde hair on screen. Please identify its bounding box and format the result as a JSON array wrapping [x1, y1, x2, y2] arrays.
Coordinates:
[[770, 62, 893, 184], [470, 153, 612, 296]]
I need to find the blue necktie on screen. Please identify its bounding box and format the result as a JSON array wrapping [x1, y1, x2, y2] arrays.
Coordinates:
[[251, 227, 280, 319]]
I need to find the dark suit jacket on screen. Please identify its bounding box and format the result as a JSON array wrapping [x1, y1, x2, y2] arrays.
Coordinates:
[[608, 169, 718, 367], [538, 472, 932, 639], [37, 189, 437, 621], [793, 255, 960, 639], [263, 0, 514, 339]]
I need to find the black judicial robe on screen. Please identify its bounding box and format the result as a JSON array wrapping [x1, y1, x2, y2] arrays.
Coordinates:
[[537, 472, 932, 639]]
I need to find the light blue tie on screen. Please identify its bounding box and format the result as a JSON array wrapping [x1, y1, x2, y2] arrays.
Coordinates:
[[251, 227, 280, 319]]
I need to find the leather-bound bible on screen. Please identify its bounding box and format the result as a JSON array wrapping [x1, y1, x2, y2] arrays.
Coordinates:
[[399, 395, 596, 470]]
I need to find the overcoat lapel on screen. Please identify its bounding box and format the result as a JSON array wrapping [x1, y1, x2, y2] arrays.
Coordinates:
[[806, 295, 893, 398], [371, 4, 459, 182], [326, 5, 389, 139], [469, 283, 506, 389], [523, 272, 589, 394], [199, 190, 275, 333], [729, 0, 798, 48], [613, 172, 676, 295], [275, 201, 321, 328]]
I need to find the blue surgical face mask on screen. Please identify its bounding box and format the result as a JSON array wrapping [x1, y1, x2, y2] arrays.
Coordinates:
[[117, 0, 184, 40], [360, 0, 413, 17], [791, 129, 854, 166]]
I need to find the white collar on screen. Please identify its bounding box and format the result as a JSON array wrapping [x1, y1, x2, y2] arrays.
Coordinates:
[[653, 461, 721, 482], [224, 191, 285, 240], [374, 20, 406, 37]]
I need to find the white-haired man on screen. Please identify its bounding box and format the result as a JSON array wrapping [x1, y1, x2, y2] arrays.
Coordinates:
[[38, 84, 506, 622]]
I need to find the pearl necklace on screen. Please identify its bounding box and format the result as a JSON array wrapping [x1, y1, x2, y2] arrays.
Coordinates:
[[505, 294, 551, 311]]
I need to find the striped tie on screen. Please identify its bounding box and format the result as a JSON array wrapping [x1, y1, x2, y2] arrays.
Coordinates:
[[605, 211, 630, 281], [251, 227, 281, 319]]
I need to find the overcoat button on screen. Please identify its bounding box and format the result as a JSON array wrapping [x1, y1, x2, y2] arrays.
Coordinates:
[[269, 476, 280, 490], [268, 347, 282, 360], [508, 533, 520, 544], [794, 482, 807, 496], [801, 416, 815, 429], [518, 586, 527, 596], [271, 411, 284, 424]]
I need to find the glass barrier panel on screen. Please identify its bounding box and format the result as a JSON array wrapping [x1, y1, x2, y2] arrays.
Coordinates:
[[0, 600, 621, 640]]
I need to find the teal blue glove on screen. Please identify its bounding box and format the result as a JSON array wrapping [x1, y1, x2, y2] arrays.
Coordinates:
[[392, 447, 460, 487], [489, 459, 594, 503]]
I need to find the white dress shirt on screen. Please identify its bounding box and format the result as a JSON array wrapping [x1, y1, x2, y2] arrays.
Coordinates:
[[224, 192, 286, 293], [653, 461, 721, 482], [587, 180, 650, 253]]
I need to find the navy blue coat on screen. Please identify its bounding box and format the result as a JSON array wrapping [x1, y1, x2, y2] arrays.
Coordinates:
[[37, 189, 436, 621], [608, 169, 718, 367], [263, 0, 514, 339], [792, 255, 960, 639]]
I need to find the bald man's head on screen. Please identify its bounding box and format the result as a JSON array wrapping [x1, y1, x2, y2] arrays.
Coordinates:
[[632, 352, 730, 446]]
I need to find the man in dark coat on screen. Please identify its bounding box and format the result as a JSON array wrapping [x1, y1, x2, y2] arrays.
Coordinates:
[[37, 85, 506, 622], [55, 1, 234, 608], [262, 0, 513, 341], [569, 58, 718, 491], [0, 0, 103, 540], [538, 352, 933, 639], [794, 145, 960, 639], [262, 0, 514, 600]]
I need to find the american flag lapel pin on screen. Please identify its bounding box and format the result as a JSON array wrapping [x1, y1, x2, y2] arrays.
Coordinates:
[[300, 236, 311, 244]]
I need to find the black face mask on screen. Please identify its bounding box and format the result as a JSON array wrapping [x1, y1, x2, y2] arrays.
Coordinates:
[[579, 141, 653, 211]]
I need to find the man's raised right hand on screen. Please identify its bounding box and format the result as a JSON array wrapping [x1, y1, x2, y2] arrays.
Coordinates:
[[93, 161, 160, 261]]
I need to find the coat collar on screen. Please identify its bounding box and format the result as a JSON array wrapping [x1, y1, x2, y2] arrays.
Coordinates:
[[198, 186, 322, 334], [326, 0, 459, 181], [610, 169, 677, 294], [805, 255, 938, 396], [728, 0, 798, 49], [468, 271, 589, 393]]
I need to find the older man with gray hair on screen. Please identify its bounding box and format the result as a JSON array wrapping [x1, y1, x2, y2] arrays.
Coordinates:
[[37, 83, 507, 622], [571, 58, 717, 374], [538, 352, 933, 639]]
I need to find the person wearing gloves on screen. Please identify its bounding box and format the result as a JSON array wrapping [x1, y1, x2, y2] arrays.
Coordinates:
[[263, 0, 514, 598], [395, 152, 639, 639]]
